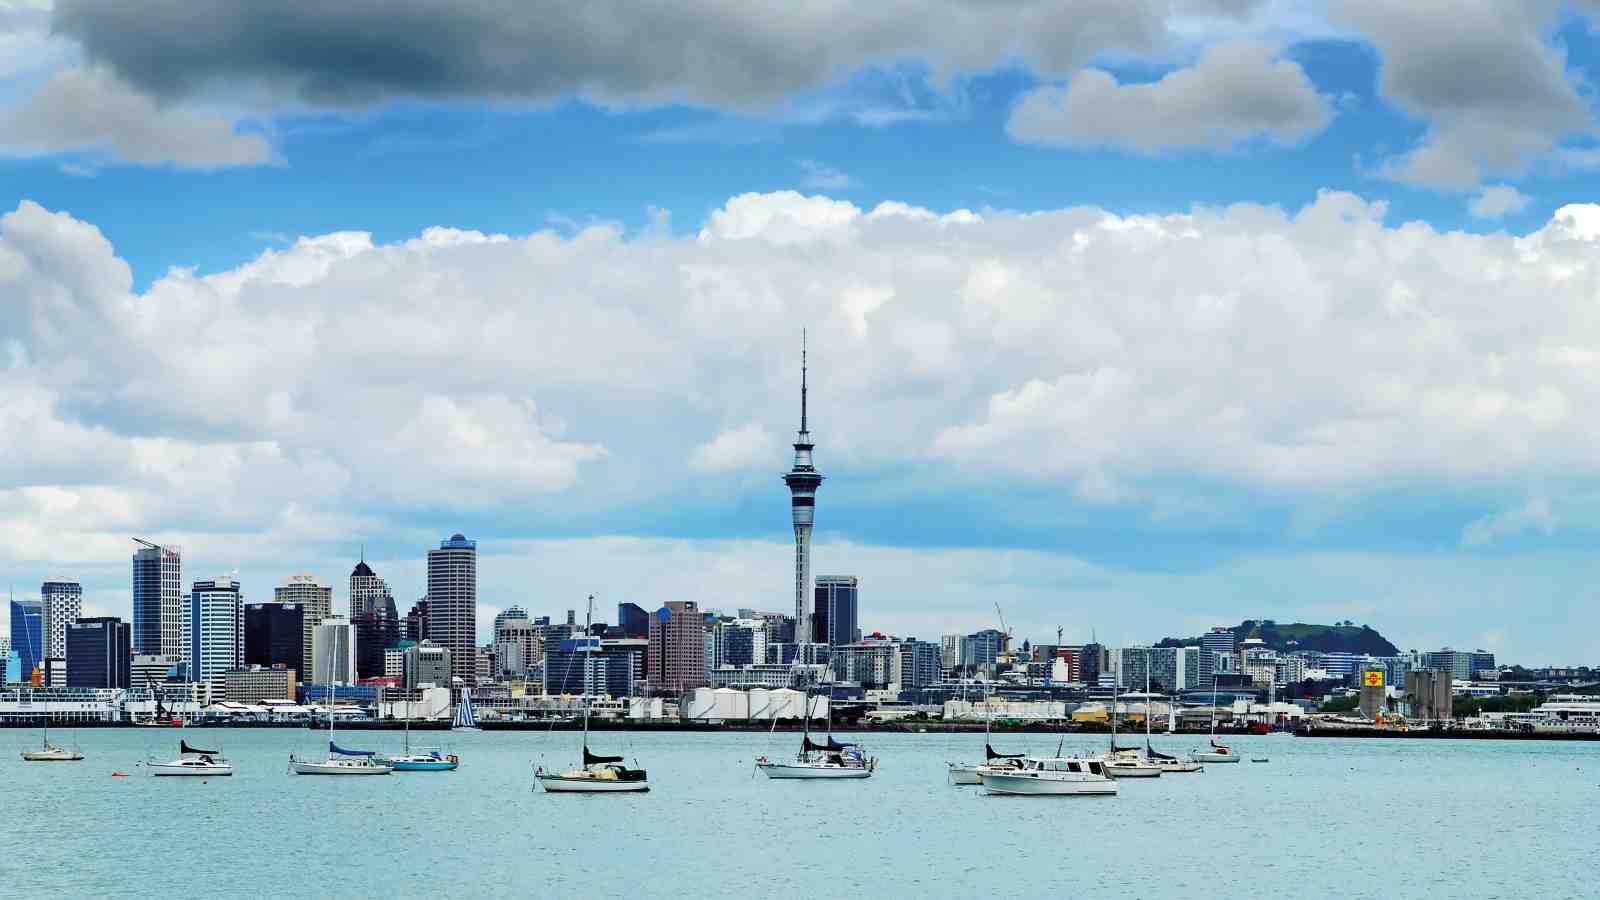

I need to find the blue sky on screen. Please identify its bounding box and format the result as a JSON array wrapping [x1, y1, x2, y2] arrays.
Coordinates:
[[5, 1, 1600, 662]]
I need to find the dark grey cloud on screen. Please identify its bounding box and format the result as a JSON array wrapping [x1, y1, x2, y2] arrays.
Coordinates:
[[52, 0, 1262, 110]]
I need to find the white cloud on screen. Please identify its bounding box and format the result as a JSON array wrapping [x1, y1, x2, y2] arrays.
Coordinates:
[[1460, 497, 1557, 548], [691, 424, 778, 473], [0, 66, 271, 168], [1007, 39, 1332, 152], [1468, 185, 1532, 220], [796, 159, 853, 190]]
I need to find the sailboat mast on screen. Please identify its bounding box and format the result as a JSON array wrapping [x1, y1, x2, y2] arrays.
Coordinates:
[[1145, 648, 1152, 743], [582, 594, 593, 753]]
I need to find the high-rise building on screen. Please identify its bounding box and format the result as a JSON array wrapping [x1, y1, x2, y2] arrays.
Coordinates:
[[312, 616, 356, 683], [1421, 648, 1496, 681], [350, 612, 399, 680], [893, 639, 942, 689], [427, 534, 478, 687], [617, 603, 649, 639], [65, 617, 131, 688], [647, 600, 704, 694], [275, 572, 332, 683], [132, 539, 182, 655], [405, 598, 429, 643], [782, 335, 824, 645], [221, 666, 297, 703], [348, 559, 393, 619], [493, 606, 529, 641], [244, 601, 305, 677], [812, 575, 858, 646], [404, 641, 451, 689], [1079, 642, 1107, 686], [9, 596, 43, 684], [40, 580, 83, 661], [1199, 625, 1237, 688], [543, 637, 635, 697], [186, 576, 243, 685]]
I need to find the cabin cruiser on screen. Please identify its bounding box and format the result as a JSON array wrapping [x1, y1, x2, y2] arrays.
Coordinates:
[[979, 756, 1118, 796]]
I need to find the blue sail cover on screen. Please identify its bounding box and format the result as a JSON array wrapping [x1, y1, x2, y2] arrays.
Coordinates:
[[329, 741, 375, 757], [453, 690, 478, 728]]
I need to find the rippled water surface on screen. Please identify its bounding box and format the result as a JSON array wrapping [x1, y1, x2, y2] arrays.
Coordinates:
[[7, 727, 1595, 898]]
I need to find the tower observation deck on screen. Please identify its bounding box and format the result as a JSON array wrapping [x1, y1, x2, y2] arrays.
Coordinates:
[[783, 332, 823, 643]]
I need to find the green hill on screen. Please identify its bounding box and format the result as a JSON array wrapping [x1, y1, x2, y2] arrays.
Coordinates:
[[1155, 620, 1399, 657]]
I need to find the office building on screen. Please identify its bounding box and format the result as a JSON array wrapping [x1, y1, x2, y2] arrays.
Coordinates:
[[186, 576, 244, 685], [782, 337, 824, 644], [831, 639, 896, 687], [1119, 646, 1195, 693], [244, 601, 305, 678], [405, 598, 429, 643], [132, 539, 182, 655], [1198, 626, 1236, 688], [1422, 648, 1497, 681], [221, 665, 297, 703], [647, 600, 704, 694], [543, 638, 634, 696], [960, 629, 1006, 674], [131, 653, 186, 687], [312, 616, 356, 684], [348, 559, 393, 619], [9, 597, 43, 685], [275, 572, 332, 683], [893, 639, 942, 689], [427, 534, 478, 686], [812, 575, 859, 646], [496, 619, 541, 678], [351, 612, 399, 680], [40, 580, 83, 661], [617, 603, 649, 639], [404, 641, 451, 689], [384, 648, 406, 680], [493, 606, 529, 641], [65, 617, 131, 689]]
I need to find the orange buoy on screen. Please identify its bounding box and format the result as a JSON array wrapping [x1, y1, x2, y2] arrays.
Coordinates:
[[111, 771, 129, 777]]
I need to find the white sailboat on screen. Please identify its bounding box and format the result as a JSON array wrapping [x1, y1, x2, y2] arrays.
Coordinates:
[[948, 682, 1024, 785], [1191, 665, 1240, 763], [1102, 671, 1160, 778], [148, 739, 232, 776], [1141, 650, 1202, 773], [290, 642, 392, 775], [20, 606, 82, 762], [536, 596, 648, 793], [757, 677, 875, 779]]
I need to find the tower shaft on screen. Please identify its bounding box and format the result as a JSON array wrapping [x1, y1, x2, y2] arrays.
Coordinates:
[[783, 330, 823, 645]]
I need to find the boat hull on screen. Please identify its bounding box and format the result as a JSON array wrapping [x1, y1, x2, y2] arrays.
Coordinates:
[[757, 762, 871, 779], [290, 759, 392, 775], [947, 764, 982, 785], [389, 759, 459, 771], [21, 751, 83, 762], [150, 763, 233, 776], [979, 772, 1118, 796], [539, 775, 649, 792], [1154, 761, 1205, 773], [1190, 751, 1240, 763], [1105, 763, 1162, 778]]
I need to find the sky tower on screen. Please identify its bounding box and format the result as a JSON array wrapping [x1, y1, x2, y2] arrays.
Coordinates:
[[783, 332, 823, 643]]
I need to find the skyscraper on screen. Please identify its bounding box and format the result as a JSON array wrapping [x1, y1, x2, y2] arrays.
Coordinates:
[[1200, 625, 1237, 689], [9, 596, 43, 684], [427, 534, 477, 686], [494, 605, 529, 642], [275, 572, 332, 684], [132, 539, 182, 655], [186, 576, 244, 684], [782, 333, 823, 643], [244, 601, 305, 675], [647, 600, 704, 694], [348, 558, 393, 618], [65, 617, 131, 689], [40, 580, 83, 661], [312, 616, 356, 683], [812, 575, 859, 646]]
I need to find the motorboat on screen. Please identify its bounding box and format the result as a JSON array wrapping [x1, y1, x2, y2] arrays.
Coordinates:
[[980, 756, 1118, 796], [536, 595, 648, 793], [149, 740, 232, 776]]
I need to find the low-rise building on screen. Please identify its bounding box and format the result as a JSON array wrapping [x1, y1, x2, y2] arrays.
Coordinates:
[[222, 665, 298, 703]]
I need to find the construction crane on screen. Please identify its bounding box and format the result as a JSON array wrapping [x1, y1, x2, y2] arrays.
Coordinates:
[[994, 602, 1013, 656]]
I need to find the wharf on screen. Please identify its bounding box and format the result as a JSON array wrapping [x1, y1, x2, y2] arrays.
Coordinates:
[[1296, 725, 1600, 741]]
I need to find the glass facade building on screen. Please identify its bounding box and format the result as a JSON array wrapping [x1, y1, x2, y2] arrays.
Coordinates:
[[9, 598, 42, 684], [65, 617, 132, 688], [245, 602, 305, 677], [132, 542, 182, 656], [427, 534, 478, 686], [812, 575, 859, 646]]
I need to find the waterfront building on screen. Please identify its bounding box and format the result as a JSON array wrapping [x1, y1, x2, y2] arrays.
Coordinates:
[[1406, 668, 1454, 721], [40, 580, 82, 661], [832, 638, 896, 687], [404, 641, 451, 689], [275, 572, 332, 683], [543, 638, 634, 696], [348, 559, 392, 619], [617, 602, 649, 639], [312, 616, 356, 684], [1198, 625, 1236, 688], [646, 600, 704, 694], [131, 653, 186, 686], [186, 576, 244, 685], [9, 597, 42, 685], [427, 533, 478, 686], [476, 645, 496, 683], [812, 575, 859, 646], [1358, 669, 1387, 720], [782, 335, 824, 645], [65, 617, 131, 689], [1276, 654, 1308, 685], [221, 665, 297, 702], [132, 539, 182, 656], [1079, 642, 1107, 687], [384, 647, 406, 679]]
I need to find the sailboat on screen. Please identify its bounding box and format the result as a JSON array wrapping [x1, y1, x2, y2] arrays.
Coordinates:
[[536, 596, 649, 793], [1191, 664, 1240, 763], [1102, 667, 1160, 778], [756, 676, 875, 779], [947, 682, 1023, 785], [1141, 650, 1201, 773], [148, 739, 232, 776], [453, 688, 479, 730], [290, 642, 392, 775], [379, 687, 459, 772], [20, 610, 81, 762]]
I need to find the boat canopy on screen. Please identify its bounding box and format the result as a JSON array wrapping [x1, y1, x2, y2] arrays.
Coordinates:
[[1112, 742, 1142, 753], [180, 740, 218, 756], [985, 743, 1024, 760], [802, 736, 854, 752], [329, 741, 375, 757], [1145, 741, 1176, 761], [583, 746, 624, 765]]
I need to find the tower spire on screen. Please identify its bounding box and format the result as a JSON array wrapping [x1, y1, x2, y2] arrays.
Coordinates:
[[800, 328, 809, 437]]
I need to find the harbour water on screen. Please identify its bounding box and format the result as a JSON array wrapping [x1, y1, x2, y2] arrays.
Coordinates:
[[10, 727, 1594, 899]]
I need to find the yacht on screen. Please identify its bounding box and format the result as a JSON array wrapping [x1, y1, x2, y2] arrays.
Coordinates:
[[536, 596, 649, 793], [21, 742, 83, 762], [148, 740, 232, 776], [290, 642, 393, 775], [948, 681, 1023, 785], [1192, 674, 1241, 763], [1101, 675, 1160, 778], [980, 756, 1118, 796], [1147, 742, 1203, 773], [378, 690, 459, 772], [757, 681, 874, 779]]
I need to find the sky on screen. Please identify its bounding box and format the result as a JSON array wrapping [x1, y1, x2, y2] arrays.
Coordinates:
[[4, 1, 1600, 663]]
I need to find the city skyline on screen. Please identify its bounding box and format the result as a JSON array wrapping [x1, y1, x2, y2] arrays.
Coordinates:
[[8, 3, 1600, 665]]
